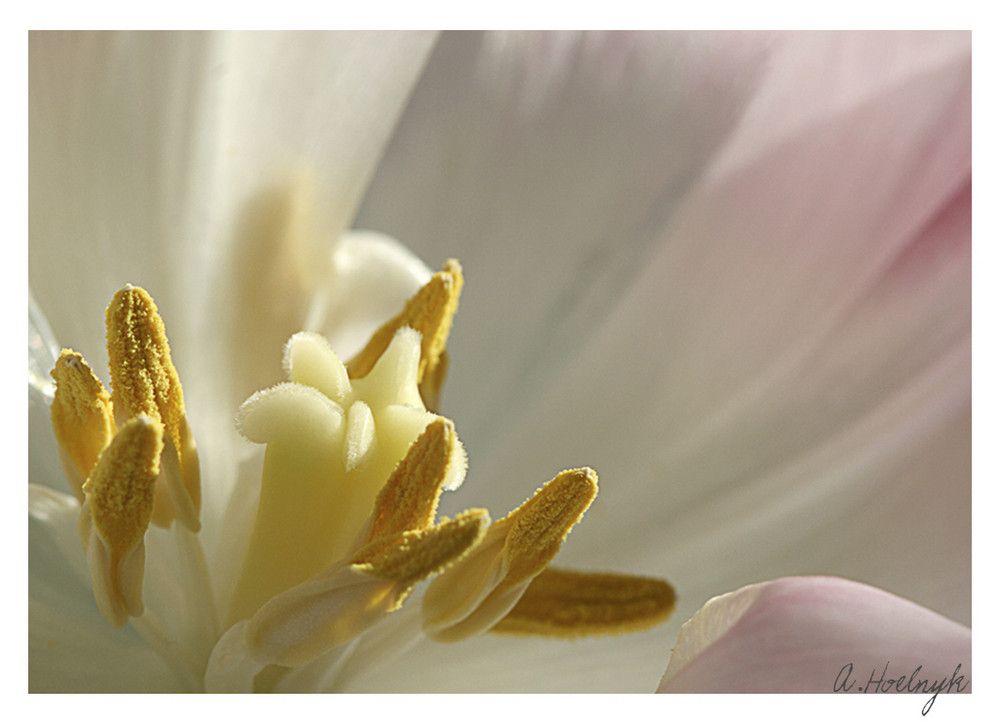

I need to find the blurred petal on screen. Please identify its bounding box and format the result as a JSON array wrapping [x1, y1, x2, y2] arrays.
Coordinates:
[[30, 31, 438, 556], [318, 230, 433, 361], [29, 486, 181, 692], [657, 576, 971, 695], [30, 31, 436, 360], [352, 31, 970, 691], [28, 293, 66, 495], [356, 31, 772, 449]]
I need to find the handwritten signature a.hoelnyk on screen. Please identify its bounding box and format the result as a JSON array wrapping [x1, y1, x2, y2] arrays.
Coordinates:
[[834, 662, 970, 715]]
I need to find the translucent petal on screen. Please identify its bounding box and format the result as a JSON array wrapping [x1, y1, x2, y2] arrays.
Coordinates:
[[29, 486, 182, 691], [353, 31, 970, 692], [317, 230, 433, 359], [28, 293, 70, 495], [30, 32, 438, 549], [356, 31, 772, 445]]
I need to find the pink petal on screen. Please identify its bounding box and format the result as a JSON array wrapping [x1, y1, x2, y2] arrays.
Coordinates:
[[657, 576, 971, 696]]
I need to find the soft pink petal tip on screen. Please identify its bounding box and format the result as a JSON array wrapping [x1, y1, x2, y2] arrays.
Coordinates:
[[658, 576, 970, 702]]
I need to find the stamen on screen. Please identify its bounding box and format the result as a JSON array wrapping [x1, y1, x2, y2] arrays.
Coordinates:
[[492, 567, 677, 636], [50, 349, 115, 501], [354, 509, 490, 605], [421, 468, 598, 642], [242, 510, 489, 669], [106, 285, 201, 530], [345, 259, 463, 410], [78, 415, 163, 627], [496, 468, 599, 590], [365, 418, 462, 542]]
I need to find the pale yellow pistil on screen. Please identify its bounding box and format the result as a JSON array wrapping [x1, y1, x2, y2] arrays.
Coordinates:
[[208, 420, 489, 683], [228, 327, 451, 624]]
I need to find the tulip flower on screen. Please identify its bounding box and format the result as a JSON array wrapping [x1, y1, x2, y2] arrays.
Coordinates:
[[29, 30, 969, 692]]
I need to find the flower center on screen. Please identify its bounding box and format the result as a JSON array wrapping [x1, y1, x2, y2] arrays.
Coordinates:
[[46, 257, 676, 691], [227, 327, 450, 624]]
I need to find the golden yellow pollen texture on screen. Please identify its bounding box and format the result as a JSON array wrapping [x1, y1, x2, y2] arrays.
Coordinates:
[[50, 349, 116, 501], [355, 510, 489, 606], [493, 567, 677, 637], [83, 416, 163, 558], [346, 260, 462, 410], [350, 418, 485, 607], [106, 285, 201, 525], [365, 418, 455, 542], [498, 468, 599, 591], [106, 286, 184, 431]]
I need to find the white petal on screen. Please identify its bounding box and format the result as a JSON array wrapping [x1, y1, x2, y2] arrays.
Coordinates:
[[204, 620, 265, 693], [357, 31, 970, 692], [317, 229, 432, 359], [492, 32, 971, 622], [208, 32, 438, 409], [29, 32, 438, 551], [28, 294, 67, 495], [29, 486, 182, 691], [29, 31, 436, 356], [657, 577, 971, 696], [356, 31, 772, 444]]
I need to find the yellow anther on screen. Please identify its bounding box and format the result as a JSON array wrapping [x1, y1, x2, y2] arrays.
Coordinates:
[[242, 511, 489, 669], [497, 468, 599, 591], [106, 285, 184, 429], [50, 349, 116, 502], [355, 509, 490, 606], [79, 415, 163, 627], [83, 415, 163, 557], [106, 285, 201, 529], [421, 468, 599, 642], [365, 418, 459, 543], [492, 567, 677, 637], [345, 259, 463, 409]]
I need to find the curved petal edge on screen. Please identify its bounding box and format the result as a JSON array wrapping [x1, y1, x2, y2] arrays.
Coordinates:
[[657, 576, 971, 699]]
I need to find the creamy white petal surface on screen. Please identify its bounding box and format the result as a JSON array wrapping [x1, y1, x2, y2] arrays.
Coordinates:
[[29, 31, 438, 693], [29, 31, 970, 693], [29, 30, 437, 553], [352, 31, 970, 691], [29, 486, 178, 691], [657, 576, 971, 698]]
